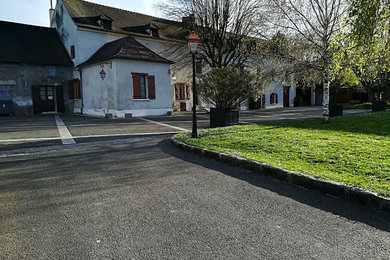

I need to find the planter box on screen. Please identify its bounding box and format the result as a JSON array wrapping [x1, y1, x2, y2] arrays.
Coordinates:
[[372, 100, 387, 112], [329, 104, 343, 117], [210, 108, 239, 128]]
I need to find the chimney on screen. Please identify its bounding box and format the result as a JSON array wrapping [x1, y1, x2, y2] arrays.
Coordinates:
[[182, 14, 195, 26], [49, 0, 55, 26]]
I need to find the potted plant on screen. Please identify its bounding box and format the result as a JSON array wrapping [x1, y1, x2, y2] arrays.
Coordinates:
[[372, 99, 387, 112], [197, 66, 258, 127]]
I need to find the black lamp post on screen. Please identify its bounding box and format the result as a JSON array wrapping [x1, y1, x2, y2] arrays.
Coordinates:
[[188, 31, 200, 138]]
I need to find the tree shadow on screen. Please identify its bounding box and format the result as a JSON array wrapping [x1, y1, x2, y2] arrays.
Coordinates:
[[158, 139, 390, 233]]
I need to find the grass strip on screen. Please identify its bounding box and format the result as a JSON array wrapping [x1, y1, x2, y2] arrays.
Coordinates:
[[176, 111, 390, 197]]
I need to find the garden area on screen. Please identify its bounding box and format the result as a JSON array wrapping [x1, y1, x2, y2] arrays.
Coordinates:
[[177, 112, 390, 197]]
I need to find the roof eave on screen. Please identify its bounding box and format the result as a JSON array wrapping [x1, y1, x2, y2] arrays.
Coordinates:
[[78, 56, 174, 69]]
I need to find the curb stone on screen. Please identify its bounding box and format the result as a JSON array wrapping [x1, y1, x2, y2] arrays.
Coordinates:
[[171, 136, 390, 212]]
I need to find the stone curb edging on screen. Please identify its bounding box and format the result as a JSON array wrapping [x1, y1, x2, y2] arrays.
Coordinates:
[[171, 136, 390, 212]]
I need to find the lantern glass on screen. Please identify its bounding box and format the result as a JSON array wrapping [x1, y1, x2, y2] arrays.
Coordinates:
[[188, 41, 198, 53], [99, 69, 106, 80], [188, 32, 200, 54]]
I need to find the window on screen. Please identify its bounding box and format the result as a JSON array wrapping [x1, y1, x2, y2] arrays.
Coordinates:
[[101, 20, 112, 30], [175, 84, 190, 101], [70, 45, 75, 59], [68, 79, 81, 100], [139, 75, 146, 99], [132, 74, 155, 99], [46, 66, 56, 79], [40, 86, 54, 101], [270, 93, 278, 104], [97, 15, 113, 30], [179, 84, 186, 100]]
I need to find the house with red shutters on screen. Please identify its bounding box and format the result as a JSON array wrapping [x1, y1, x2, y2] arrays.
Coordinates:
[[51, 0, 305, 117], [51, 0, 196, 117]]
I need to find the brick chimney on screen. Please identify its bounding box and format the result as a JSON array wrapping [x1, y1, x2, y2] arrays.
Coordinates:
[[182, 14, 195, 26]]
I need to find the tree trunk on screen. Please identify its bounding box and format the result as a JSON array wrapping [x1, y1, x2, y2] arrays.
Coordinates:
[[322, 71, 330, 123]]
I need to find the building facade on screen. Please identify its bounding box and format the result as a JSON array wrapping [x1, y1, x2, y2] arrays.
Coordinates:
[[0, 20, 73, 115]]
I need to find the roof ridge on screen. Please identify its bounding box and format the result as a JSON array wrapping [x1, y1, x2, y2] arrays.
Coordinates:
[[68, 0, 168, 22], [0, 19, 53, 30]]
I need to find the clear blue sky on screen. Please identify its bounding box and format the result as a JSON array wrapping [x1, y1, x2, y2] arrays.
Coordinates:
[[0, 0, 163, 27]]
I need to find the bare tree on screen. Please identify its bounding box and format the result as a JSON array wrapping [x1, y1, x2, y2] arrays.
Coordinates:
[[157, 0, 264, 68], [266, 0, 350, 122]]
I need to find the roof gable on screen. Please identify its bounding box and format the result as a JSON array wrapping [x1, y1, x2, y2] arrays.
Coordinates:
[[79, 36, 174, 67], [0, 20, 72, 66]]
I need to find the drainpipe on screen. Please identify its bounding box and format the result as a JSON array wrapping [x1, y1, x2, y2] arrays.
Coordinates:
[[76, 68, 84, 114], [49, 0, 55, 26]]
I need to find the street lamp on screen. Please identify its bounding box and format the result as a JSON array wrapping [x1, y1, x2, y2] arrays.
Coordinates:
[[188, 31, 200, 138]]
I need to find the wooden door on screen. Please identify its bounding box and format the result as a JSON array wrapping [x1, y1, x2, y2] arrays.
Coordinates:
[[180, 102, 187, 111], [283, 87, 290, 107], [33, 86, 55, 113]]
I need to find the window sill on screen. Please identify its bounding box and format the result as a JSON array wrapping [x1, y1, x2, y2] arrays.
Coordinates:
[[133, 98, 150, 101]]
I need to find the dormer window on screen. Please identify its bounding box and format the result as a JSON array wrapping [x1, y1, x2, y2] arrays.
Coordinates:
[[97, 14, 113, 30], [145, 23, 159, 38]]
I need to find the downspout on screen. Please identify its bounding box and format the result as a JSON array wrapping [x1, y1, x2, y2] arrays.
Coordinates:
[[76, 67, 84, 114]]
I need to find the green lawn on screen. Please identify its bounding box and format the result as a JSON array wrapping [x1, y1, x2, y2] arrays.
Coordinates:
[[176, 112, 390, 197]]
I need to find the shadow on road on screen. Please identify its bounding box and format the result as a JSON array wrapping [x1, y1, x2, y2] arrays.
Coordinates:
[[158, 139, 390, 233]]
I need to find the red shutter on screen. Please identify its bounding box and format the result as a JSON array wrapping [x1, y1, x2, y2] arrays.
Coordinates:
[[175, 84, 180, 101], [147, 75, 156, 99], [132, 74, 141, 99], [186, 85, 191, 100], [68, 80, 74, 100]]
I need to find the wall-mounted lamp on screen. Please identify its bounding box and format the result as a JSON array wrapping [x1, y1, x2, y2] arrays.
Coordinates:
[[99, 62, 112, 80], [99, 69, 106, 80]]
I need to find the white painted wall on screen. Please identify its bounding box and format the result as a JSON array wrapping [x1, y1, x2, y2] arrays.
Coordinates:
[[51, 0, 77, 63], [76, 29, 122, 66], [81, 59, 172, 117], [263, 82, 296, 109], [52, 1, 123, 67], [136, 38, 196, 111]]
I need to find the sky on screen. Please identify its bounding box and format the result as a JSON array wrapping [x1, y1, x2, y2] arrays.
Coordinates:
[[0, 0, 163, 27]]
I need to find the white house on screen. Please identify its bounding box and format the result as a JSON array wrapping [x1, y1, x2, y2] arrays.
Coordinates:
[[78, 36, 173, 117], [51, 0, 301, 117], [51, 0, 178, 117]]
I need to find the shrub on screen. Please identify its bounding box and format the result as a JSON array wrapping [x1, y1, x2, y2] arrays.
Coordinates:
[[197, 66, 258, 109]]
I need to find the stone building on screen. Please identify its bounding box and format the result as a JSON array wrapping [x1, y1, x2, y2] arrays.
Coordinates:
[[0, 20, 73, 115]]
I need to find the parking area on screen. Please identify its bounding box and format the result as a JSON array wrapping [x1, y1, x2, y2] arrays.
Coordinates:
[[0, 107, 370, 153]]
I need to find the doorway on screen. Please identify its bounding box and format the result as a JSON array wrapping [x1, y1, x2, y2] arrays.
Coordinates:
[[32, 85, 65, 114], [283, 86, 290, 107]]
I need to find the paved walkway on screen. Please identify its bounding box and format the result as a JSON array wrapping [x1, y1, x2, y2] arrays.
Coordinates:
[[0, 107, 371, 154]]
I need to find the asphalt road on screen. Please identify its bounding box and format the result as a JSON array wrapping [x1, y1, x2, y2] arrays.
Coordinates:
[[1, 136, 389, 259]]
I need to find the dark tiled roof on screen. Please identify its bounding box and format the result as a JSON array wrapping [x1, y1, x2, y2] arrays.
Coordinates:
[[0, 20, 72, 66], [79, 36, 174, 67], [63, 0, 188, 41]]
